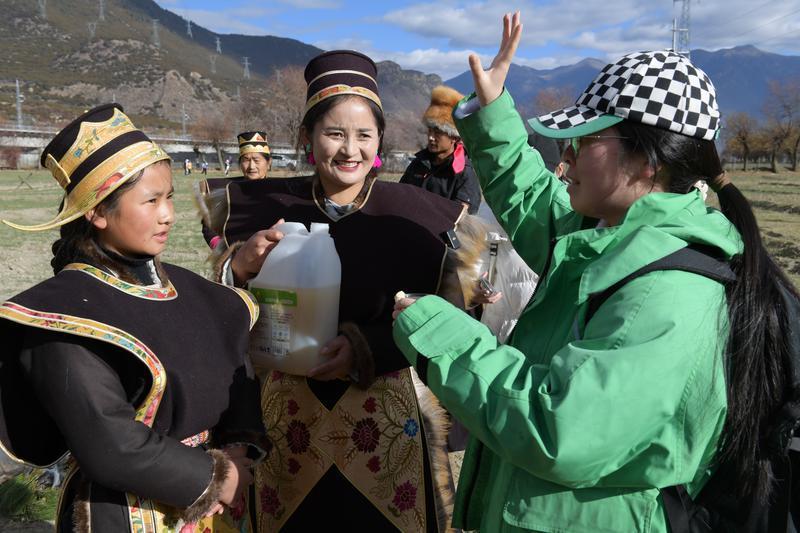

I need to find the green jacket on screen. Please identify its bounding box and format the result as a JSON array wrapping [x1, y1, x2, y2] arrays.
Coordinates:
[[393, 91, 743, 532]]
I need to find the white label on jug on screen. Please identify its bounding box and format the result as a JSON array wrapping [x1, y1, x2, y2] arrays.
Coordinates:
[[249, 288, 297, 360]]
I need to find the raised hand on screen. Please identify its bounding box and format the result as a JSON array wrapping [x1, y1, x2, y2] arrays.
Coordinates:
[[469, 12, 523, 107]]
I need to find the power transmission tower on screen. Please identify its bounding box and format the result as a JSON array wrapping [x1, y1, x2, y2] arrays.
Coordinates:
[[186, 20, 193, 39], [215, 37, 222, 54], [181, 104, 190, 137], [88, 21, 97, 40], [152, 19, 160, 48], [37, 0, 46, 19], [672, 0, 691, 59], [243, 57, 251, 80], [15, 79, 25, 130], [209, 54, 217, 74], [98, 0, 105, 21]]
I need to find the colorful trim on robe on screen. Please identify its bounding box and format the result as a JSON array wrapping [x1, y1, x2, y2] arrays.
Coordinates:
[[0, 270, 255, 533]]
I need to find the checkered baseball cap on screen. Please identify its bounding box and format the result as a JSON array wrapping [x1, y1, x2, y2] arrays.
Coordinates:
[[529, 50, 720, 141]]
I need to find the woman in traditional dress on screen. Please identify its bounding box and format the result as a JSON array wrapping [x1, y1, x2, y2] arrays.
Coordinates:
[[204, 50, 486, 532], [0, 104, 269, 532], [199, 131, 272, 249]]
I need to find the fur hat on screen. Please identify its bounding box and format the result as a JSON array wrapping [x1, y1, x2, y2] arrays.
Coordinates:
[[423, 85, 463, 138]]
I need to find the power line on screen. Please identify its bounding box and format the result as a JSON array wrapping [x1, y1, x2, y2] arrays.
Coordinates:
[[734, 6, 800, 39], [750, 25, 800, 48], [723, 0, 776, 27]]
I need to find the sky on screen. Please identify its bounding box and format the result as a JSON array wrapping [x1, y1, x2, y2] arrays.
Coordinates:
[[157, 0, 800, 80]]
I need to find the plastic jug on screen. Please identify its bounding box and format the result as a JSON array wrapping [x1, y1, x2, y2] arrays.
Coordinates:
[[247, 222, 341, 375]]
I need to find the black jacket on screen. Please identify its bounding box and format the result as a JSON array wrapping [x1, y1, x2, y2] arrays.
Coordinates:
[[399, 148, 481, 214]]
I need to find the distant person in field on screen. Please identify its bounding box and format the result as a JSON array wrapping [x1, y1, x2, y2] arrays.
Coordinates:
[[0, 104, 268, 532], [400, 85, 481, 214], [224, 156, 231, 176], [201, 159, 209, 175], [197, 131, 272, 249]]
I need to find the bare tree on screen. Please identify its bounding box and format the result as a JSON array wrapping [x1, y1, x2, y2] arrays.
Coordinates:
[[191, 107, 233, 171], [384, 110, 425, 153], [724, 112, 759, 171], [531, 86, 575, 116], [262, 66, 307, 148], [0, 147, 22, 169], [762, 79, 800, 173]]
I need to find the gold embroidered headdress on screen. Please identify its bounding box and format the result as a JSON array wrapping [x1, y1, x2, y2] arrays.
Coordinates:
[[238, 131, 271, 158], [2, 104, 170, 232], [303, 50, 382, 116]]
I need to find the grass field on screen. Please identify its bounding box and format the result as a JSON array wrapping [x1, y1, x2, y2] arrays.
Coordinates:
[[0, 168, 799, 301]]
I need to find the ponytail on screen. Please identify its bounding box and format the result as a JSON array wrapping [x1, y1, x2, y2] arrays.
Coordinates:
[[616, 119, 796, 503], [715, 182, 796, 502], [51, 216, 95, 274]]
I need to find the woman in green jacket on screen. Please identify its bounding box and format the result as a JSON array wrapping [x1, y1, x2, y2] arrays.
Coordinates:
[[393, 13, 796, 532]]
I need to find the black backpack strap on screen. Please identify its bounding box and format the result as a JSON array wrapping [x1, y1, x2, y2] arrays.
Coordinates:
[[661, 485, 693, 533], [585, 244, 736, 326]]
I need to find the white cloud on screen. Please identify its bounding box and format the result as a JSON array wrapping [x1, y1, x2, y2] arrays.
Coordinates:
[[314, 38, 482, 79], [383, 0, 800, 63]]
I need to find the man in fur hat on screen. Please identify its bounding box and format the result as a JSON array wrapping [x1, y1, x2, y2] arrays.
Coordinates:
[[400, 85, 481, 214]]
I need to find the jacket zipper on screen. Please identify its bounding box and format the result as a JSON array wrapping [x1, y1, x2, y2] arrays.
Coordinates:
[[460, 238, 557, 521]]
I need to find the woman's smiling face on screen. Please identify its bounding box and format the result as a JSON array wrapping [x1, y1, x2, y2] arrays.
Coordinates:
[[304, 96, 381, 203]]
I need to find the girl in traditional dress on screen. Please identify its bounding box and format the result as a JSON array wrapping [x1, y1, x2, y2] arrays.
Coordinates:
[[0, 104, 269, 532]]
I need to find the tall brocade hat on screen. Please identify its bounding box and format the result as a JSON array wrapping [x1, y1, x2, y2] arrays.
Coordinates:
[[303, 50, 382, 116], [2, 104, 170, 232], [238, 131, 271, 158], [530, 50, 720, 141]]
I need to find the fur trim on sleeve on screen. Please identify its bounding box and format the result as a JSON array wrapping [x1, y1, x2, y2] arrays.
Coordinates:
[[438, 214, 488, 308], [211, 241, 244, 284], [339, 321, 376, 390], [181, 449, 230, 524], [71, 474, 91, 533]]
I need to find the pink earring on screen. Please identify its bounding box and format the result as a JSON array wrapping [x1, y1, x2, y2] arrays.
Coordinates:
[[307, 152, 316, 165], [373, 155, 382, 169]]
